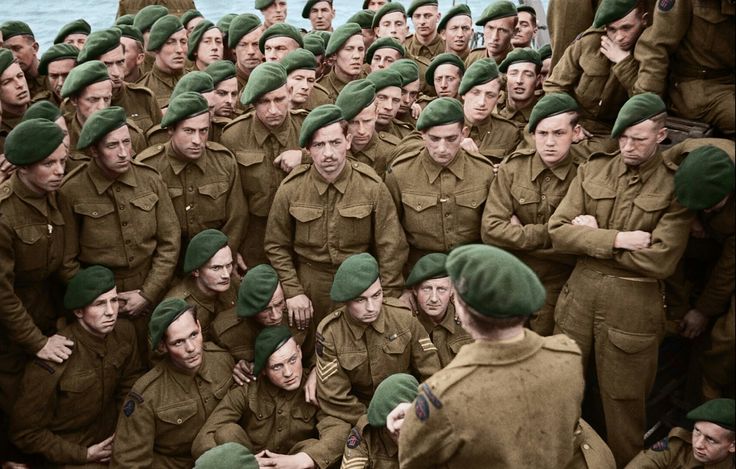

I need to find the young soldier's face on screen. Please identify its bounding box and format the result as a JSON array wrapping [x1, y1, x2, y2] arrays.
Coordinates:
[[261, 0, 288, 27], [99, 45, 127, 92], [421, 122, 468, 167], [399, 79, 420, 114], [433, 64, 462, 98], [346, 279, 383, 324], [334, 34, 365, 78], [195, 27, 224, 67], [287, 68, 316, 105], [169, 112, 210, 160], [162, 311, 204, 373], [411, 5, 440, 39], [47, 58, 76, 100], [235, 28, 265, 73], [348, 103, 378, 148], [254, 84, 290, 128], [441, 15, 473, 55], [483, 16, 516, 57], [18, 143, 67, 194], [308, 121, 351, 181], [194, 246, 234, 295], [93, 125, 133, 179], [375, 12, 408, 42], [691, 421, 736, 464], [73, 80, 113, 123], [4, 35, 38, 73], [605, 8, 647, 52], [370, 47, 401, 72], [157, 29, 188, 72], [309, 1, 335, 31], [212, 77, 238, 118], [511, 12, 537, 48], [63, 33, 88, 50], [618, 118, 666, 167], [263, 36, 299, 63], [255, 284, 286, 326], [0, 62, 30, 108], [462, 78, 501, 123], [265, 339, 303, 391], [75, 287, 119, 337], [534, 112, 580, 168], [374, 86, 401, 125], [506, 62, 538, 103]]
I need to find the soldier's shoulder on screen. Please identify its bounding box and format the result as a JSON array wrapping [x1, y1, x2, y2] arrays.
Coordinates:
[[290, 108, 309, 118], [136, 143, 167, 161], [542, 333, 582, 355], [505, 146, 536, 163], [0, 181, 13, 203], [60, 162, 89, 185], [392, 119, 413, 130], [586, 149, 619, 163], [464, 148, 496, 167], [205, 140, 235, 157], [125, 82, 156, 97], [223, 111, 255, 131], [203, 341, 231, 355], [281, 163, 311, 184], [667, 426, 693, 444], [212, 308, 240, 335], [131, 365, 165, 395], [30, 356, 63, 375], [125, 118, 145, 135], [384, 297, 413, 314], [312, 82, 330, 95], [129, 159, 163, 177], [351, 160, 383, 183], [316, 308, 344, 335], [575, 26, 605, 44], [376, 130, 403, 147], [492, 113, 523, 130]]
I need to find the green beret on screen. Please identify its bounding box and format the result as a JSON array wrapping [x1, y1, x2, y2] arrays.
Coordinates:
[[171, 71, 215, 100], [438, 4, 472, 32], [133, 5, 169, 33], [237, 264, 280, 317], [147, 15, 184, 52], [302, 0, 333, 19], [116, 14, 136, 26], [77, 106, 127, 150], [330, 253, 380, 302], [475, 0, 517, 26], [183, 228, 229, 274], [241, 62, 287, 105], [228, 13, 262, 49], [365, 37, 405, 64], [255, 0, 275, 9], [4, 119, 64, 166], [408, 0, 438, 17], [416, 97, 464, 131], [367, 373, 419, 427], [0, 21, 34, 40], [498, 47, 541, 73], [217, 13, 238, 38], [425, 52, 466, 86], [406, 253, 449, 287], [60, 60, 109, 99], [336, 79, 376, 121], [0, 49, 13, 76], [259, 23, 303, 54], [372, 3, 406, 29], [528, 92, 579, 133], [205, 60, 237, 85], [53, 19, 91, 45], [194, 443, 258, 469], [187, 20, 218, 61], [687, 399, 735, 430], [363, 0, 390, 8], [117, 25, 144, 44], [348, 10, 376, 29], [313, 31, 332, 49], [161, 91, 210, 129], [180, 9, 204, 28], [611, 92, 666, 138], [538, 43, 552, 61], [149, 298, 191, 349], [325, 22, 362, 56], [77, 28, 122, 63], [254, 326, 292, 376], [64, 265, 116, 310], [22, 101, 63, 122], [299, 104, 344, 147], [459, 58, 499, 95], [675, 145, 735, 210], [391, 58, 419, 85], [38, 43, 79, 76], [303, 33, 326, 56], [517, 5, 538, 17], [281, 49, 318, 74], [593, 0, 638, 28], [446, 244, 545, 317], [367, 68, 403, 92]]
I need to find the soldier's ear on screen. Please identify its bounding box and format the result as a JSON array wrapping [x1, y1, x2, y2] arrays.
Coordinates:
[[461, 125, 470, 138], [655, 126, 667, 144]]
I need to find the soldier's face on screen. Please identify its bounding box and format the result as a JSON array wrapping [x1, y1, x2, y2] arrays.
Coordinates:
[[462, 78, 501, 124], [287, 68, 316, 105], [414, 277, 452, 321], [411, 5, 440, 39], [366, 0, 387, 11], [506, 62, 539, 103], [75, 287, 119, 338], [264, 339, 303, 391], [433, 64, 461, 98], [346, 279, 383, 324], [185, 17, 204, 36], [195, 28, 224, 68], [99, 45, 126, 91], [63, 33, 88, 50], [539, 58, 551, 85], [511, 12, 537, 48], [618, 118, 666, 167], [264, 36, 299, 63], [483, 16, 516, 57], [440, 15, 473, 55], [255, 284, 286, 326], [421, 122, 467, 167], [46, 58, 75, 100], [605, 8, 647, 52], [17, 143, 67, 194], [534, 112, 580, 168], [156, 29, 188, 73], [361, 28, 376, 49], [169, 112, 210, 160], [374, 86, 401, 125], [254, 84, 290, 128], [93, 125, 133, 179], [235, 28, 264, 73], [308, 121, 350, 181], [399, 79, 420, 114], [4, 35, 38, 73], [370, 47, 401, 72], [375, 12, 408, 42], [193, 246, 233, 295], [334, 35, 365, 78], [162, 311, 204, 373], [212, 77, 238, 118], [348, 103, 378, 148], [73, 80, 113, 123], [120, 37, 145, 79], [691, 422, 736, 464], [261, 0, 288, 28], [0, 62, 30, 109], [55, 115, 71, 150], [309, 1, 335, 32]]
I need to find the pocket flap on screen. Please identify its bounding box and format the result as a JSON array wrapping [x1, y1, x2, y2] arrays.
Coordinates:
[[14, 225, 44, 245], [402, 193, 438, 212], [694, 5, 729, 23], [289, 206, 323, 223], [198, 181, 229, 200], [156, 400, 199, 425], [74, 202, 116, 218], [339, 351, 368, 371], [291, 402, 318, 422], [236, 151, 266, 167], [382, 332, 410, 354], [130, 193, 159, 211], [633, 195, 670, 213], [510, 186, 541, 205], [607, 328, 657, 355], [59, 371, 97, 393], [582, 180, 616, 200], [455, 188, 487, 209], [338, 204, 372, 219], [248, 397, 275, 420], [579, 53, 610, 76], [168, 187, 184, 199]]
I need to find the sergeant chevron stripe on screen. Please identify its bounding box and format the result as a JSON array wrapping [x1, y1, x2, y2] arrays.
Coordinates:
[[317, 359, 339, 382], [341, 455, 369, 469], [418, 337, 438, 352]]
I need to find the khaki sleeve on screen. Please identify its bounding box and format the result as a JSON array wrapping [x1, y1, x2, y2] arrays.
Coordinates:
[[300, 412, 351, 469], [116, 323, 145, 406], [623, 447, 672, 469], [339, 426, 370, 469], [264, 183, 304, 298], [111, 391, 156, 469], [409, 316, 441, 381], [696, 233, 735, 316], [191, 385, 250, 460], [611, 54, 639, 95], [372, 182, 409, 297], [315, 329, 366, 426], [543, 37, 584, 96]]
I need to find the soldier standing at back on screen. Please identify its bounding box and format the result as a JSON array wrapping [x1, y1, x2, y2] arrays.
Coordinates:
[[228, 14, 264, 102], [139, 15, 188, 108], [464, 1, 517, 67], [405, 0, 445, 63], [0, 21, 45, 100], [37, 43, 79, 107], [314, 23, 367, 103], [438, 4, 474, 61], [497, 48, 543, 129], [0, 49, 31, 134]]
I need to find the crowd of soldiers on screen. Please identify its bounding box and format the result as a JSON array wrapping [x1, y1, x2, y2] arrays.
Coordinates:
[[0, 0, 734, 467]]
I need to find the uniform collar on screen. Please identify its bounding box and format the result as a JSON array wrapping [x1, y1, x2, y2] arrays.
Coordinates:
[[311, 161, 351, 196], [254, 112, 292, 147], [420, 149, 465, 183], [351, 134, 378, 160], [417, 302, 459, 334], [88, 158, 138, 194], [152, 63, 183, 88], [344, 305, 387, 339], [531, 151, 574, 182], [167, 350, 211, 386], [165, 142, 208, 174], [445, 329, 543, 368], [182, 276, 217, 312], [70, 321, 108, 356], [617, 150, 662, 184], [11, 173, 51, 217]]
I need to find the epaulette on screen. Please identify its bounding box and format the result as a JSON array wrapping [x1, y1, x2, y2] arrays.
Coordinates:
[[130, 158, 161, 174], [412, 55, 431, 67], [61, 162, 88, 185], [389, 145, 423, 167], [203, 341, 229, 353], [144, 124, 164, 141], [575, 26, 605, 43], [377, 130, 402, 146], [542, 334, 582, 355], [205, 140, 233, 155], [0, 182, 13, 203], [136, 143, 166, 161], [131, 366, 164, 394], [222, 110, 255, 131], [281, 163, 311, 183], [31, 357, 58, 374], [212, 310, 240, 336], [587, 149, 618, 160], [505, 147, 536, 161], [470, 46, 485, 53], [316, 308, 344, 335], [351, 160, 383, 183], [126, 118, 145, 135], [125, 81, 155, 97], [290, 108, 309, 117], [384, 296, 412, 312], [667, 426, 692, 443], [212, 116, 232, 126], [312, 82, 330, 96], [392, 119, 413, 130]]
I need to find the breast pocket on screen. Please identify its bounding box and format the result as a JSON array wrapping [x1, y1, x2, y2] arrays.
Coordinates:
[[692, 5, 730, 51], [247, 397, 276, 447], [236, 151, 269, 216], [632, 195, 671, 233], [74, 202, 117, 249], [13, 224, 48, 272], [289, 205, 324, 248], [575, 54, 610, 112], [337, 204, 373, 249], [510, 185, 542, 223], [155, 399, 200, 445], [58, 370, 98, 421], [129, 192, 159, 242], [401, 192, 439, 246], [582, 180, 616, 225], [455, 187, 488, 241], [197, 181, 230, 224], [339, 350, 369, 386], [380, 332, 411, 377]]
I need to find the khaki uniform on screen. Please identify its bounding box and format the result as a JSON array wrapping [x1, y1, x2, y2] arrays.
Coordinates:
[[301, 83, 333, 111], [192, 375, 349, 467], [625, 427, 735, 469], [340, 414, 398, 469], [139, 64, 184, 108], [465, 115, 523, 164], [264, 162, 409, 323], [497, 94, 540, 128], [117, 0, 196, 16], [464, 43, 513, 68], [404, 35, 446, 63], [376, 119, 413, 141], [315, 298, 441, 425], [415, 303, 473, 368], [220, 110, 306, 266], [347, 133, 397, 178], [9, 320, 142, 465], [315, 69, 367, 103], [548, 151, 693, 466], [567, 419, 617, 469], [547, 0, 600, 67], [113, 82, 162, 133], [164, 276, 239, 341], [25, 73, 47, 102], [398, 331, 584, 468]]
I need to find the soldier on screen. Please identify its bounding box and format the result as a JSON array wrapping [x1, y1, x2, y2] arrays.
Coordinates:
[[365, 37, 405, 73], [139, 15, 187, 108], [405, 0, 445, 63], [372, 3, 409, 44], [0, 21, 44, 99], [228, 13, 263, 98], [548, 94, 694, 466], [181, 9, 205, 36], [194, 442, 258, 469], [118, 24, 146, 83], [260, 23, 303, 63], [315, 23, 366, 102], [438, 4, 474, 61], [303, 0, 336, 32], [511, 5, 538, 48], [348, 9, 377, 49], [304, 32, 329, 80], [37, 43, 79, 106], [10, 266, 143, 466], [397, 244, 585, 468], [497, 48, 542, 128], [21, 101, 71, 151], [391, 58, 421, 127], [425, 52, 465, 99], [132, 5, 169, 75], [538, 43, 552, 85], [111, 298, 235, 468], [282, 48, 330, 111], [365, 0, 390, 12], [205, 60, 240, 120], [257, 0, 288, 30], [187, 21, 223, 71], [53, 18, 91, 50], [465, 1, 517, 67], [367, 68, 412, 140], [0, 48, 31, 133]]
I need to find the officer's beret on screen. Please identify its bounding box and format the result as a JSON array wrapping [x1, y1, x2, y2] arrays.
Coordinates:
[[446, 244, 545, 317], [611, 92, 666, 138], [149, 298, 191, 349], [336, 79, 376, 121], [117, 25, 144, 44], [363, 0, 390, 8], [593, 0, 638, 28], [0, 49, 13, 76], [365, 37, 405, 64], [538, 43, 552, 61], [303, 33, 326, 56], [205, 60, 237, 85], [180, 9, 204, 29], [425, 52, 466, 85], [60, 60, 109, 99], [675, 145, 735, 210], [498, 47, 542, 73], [77, 106, 127, 150], [258, 23, 303, 54], [133, 5, 169, 33], [281, 49, 318, 74], [255, 0, 275, 10], [330, 253, 380, 302], [194, 443, 258, 469], [187, 20, 218, 61], [22, 100, 63, 122], [459, 58, 499, 95], [161, 91, 210, 130], [299, 104, 344, 147], [77, 28, 122, 63], [217, 13, 238, 39], [686, 399, 735, 430], [253, 326, 292, 376], [183, 229, 229, 274], [147, 15, 184, 52], [53, 19, 91, 45], [4, 118, 64, 166], [170, 71, 215, 101], [475, 0, 517, 26], [391, 58, 419, 85], [517, 5, 537, 17], [115, 14, 136, 26], [528, 92, 580, 133], [367, 68, 403, 92], [438, 4, 472, 32], [325, 22, 362, 56], [241, 62, 287, 106], [348, 9, 376, 29], [64, 265, 116, 310], [406, 253, 449, 287], [372, 3, 406, 29], [228, 13, 262, 49], [416, 97, 464, 131], [407, 0, 438, 17], [38, 43, 79, 76], [0, 20, 34, 40], [367, 373, 419, 427], [237, 264, 280, 317], [302, 0, 333, 19]]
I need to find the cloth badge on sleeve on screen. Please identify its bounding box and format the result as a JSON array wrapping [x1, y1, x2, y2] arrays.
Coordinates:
[[317, 359, 338, 382], [418, 337, 438, 352], [421, 383, 443, 409], [346, 427, 362, 448], [658, 0, 675, 11], [123, 399, 136, 417], [414, 394, 430, 421], [651, 437, 669, 451]]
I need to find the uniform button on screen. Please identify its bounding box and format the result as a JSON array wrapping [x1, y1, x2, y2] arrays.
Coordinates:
[[582, 444, 590, 450], [519, 198, 525, 202], [541, 195, 546, 200], [277, 426, 283, 432], [176, 418, 182, 424], [471, 201, 477, 207], [125, 240, 131, 244], [445, 213, 450, 217], [122, 222, 128, 226], [115, 187, 121, 192], [258, 413, 263, 418], [416, 204, 422, 209], [92, 211, 98, 216], [278, 410, 283, 415], [544, 177, 550, 182], [188, 186, 194, 192]]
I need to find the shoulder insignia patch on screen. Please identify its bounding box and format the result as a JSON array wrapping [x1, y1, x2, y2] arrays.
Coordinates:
[[658, 0, 675, 11], [421, 383, 443, 409], [123, 399, 136, 417], [316, 332, 325, 358], [414, 394, 430, 421], [317, 359, 338, 383], [32, 358, 55, 374], [651, 436, 669, 452], [418, 337, 438, 352], [346, 426, 362, 449]]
